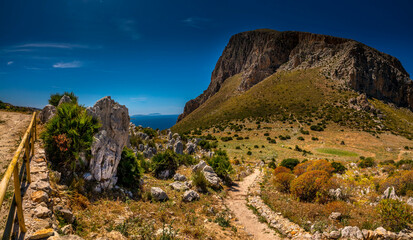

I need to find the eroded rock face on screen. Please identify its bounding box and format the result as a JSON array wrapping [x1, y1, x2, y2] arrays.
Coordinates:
[[178, 29, 413, 122], [87, 96, 129, 189], [39, 105, 57, 124]]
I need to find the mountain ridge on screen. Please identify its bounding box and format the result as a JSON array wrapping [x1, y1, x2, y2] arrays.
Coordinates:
[[177, 29, 413, 123]]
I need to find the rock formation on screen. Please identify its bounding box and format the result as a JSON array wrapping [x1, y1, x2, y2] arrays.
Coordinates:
[[39, 105, 57, 124], [178, 29, 413, 122], [86, 96, 130, 190]]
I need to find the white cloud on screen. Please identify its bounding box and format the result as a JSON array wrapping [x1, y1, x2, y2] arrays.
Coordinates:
[[118, 19, 141, 40], [7, 61, 13, 65], [182, 17, 211, 28], [53, 61, 82, 68], [130, 97, 147, 102]]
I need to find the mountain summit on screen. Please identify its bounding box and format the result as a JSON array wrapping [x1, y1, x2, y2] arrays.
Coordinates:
[[177, 29, 413, 124]]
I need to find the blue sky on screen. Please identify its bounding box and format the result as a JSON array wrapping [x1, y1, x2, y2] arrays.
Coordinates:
[[1, 0, 412, 115]]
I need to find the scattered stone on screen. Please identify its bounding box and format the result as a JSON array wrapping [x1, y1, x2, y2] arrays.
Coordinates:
[[182, 190, 199, 202], [30, 190, 49, 203], [173, 173, 187, 181], [186, 142, 196, 154], [169, 181, 189, 192], [61, 224, 74, 235], [375, 227, 387, 236], [329, 230, 340, 239], [58, 208, 75, 224], [151, 187, 168, 201], [341, 226, 363, 239], [329, 212, 342, 221], [33, 205, 51, 218], [29, 228, 54, 239]]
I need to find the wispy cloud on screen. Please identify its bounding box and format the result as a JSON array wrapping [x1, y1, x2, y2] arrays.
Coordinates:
[[7, 61, 13, 65], [118, 19, 141, 40], [130, 97, 147, 102], [2, 42, 96, 53], [182, 17, 211, 29], [53, 61, 82, 68]]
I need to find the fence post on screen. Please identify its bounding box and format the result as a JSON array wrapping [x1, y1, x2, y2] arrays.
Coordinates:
[[34, 112, 37, 141], [25, 138, 31, 184], [13, 164, 27, 233]]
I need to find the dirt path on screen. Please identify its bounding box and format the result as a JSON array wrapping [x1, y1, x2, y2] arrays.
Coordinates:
[[0, 111, 32, 233], [0, 111, 32, 173], [226, 169, 281, 240]]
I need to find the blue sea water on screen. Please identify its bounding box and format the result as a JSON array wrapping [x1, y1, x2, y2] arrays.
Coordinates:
[[130, 114, 179, 130]]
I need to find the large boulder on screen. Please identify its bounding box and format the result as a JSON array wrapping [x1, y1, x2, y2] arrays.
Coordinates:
[[39, 105, 57, 124], [192, 161, 221, 188], [174, 141, 183, 154], [87, 96, 129, 190]]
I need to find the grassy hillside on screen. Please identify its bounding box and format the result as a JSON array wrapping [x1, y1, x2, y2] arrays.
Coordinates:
[[172, 68, 413, 139]]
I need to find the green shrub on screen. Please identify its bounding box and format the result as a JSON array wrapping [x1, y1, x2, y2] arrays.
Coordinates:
[[199, 140, 218, 150], [377, 199, 413, 232], [42, 103, 100, 169], [221, 136, 233, 142], [358, 157, 376, 168], [300, 129, 310, 135], [48, 92, 78, 107], [331, 162, 347, 174], [311, 137, 319, 141], [137, 152, 150, 173], [395, 159, 413, 169], [268, 159, 277, 169], [269, 139, 276, 144], [151, 150, 179, 179], [264, 133, 270, 136], [207, 150, 233, 185], [192, 170, 208, 192], [280, 158, 300, 170], [273, 172, 295, 193], [177, 154, 197, 166], [310, 125, 324, 131], [142, 128, 157, 138], [290, 170, 331, 202], [235, 146, 241, 150], [247, 151, 252, 155], [297, 136, 304, 141], [118, 147, 142, 188]]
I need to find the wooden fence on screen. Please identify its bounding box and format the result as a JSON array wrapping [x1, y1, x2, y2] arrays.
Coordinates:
[[0, 112, 37, 239]]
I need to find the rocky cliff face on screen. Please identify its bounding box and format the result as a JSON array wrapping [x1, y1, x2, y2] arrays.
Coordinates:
[[87, 96, 130, 190], [178, 29, 413, 122]]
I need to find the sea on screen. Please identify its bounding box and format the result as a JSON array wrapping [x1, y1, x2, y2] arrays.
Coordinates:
[[130, 114, 179, 130]]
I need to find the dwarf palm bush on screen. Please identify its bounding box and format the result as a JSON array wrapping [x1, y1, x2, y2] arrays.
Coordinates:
[[42, 103, 100, 169]]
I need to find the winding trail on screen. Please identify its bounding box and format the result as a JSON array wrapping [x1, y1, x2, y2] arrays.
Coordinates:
[[225, 169, 281, 240]]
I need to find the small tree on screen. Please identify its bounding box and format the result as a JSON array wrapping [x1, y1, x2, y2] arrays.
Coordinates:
[[280, 158, 300, 170]]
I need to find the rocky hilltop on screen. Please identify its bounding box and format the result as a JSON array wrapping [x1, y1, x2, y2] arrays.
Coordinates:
[[178, 29, 413, 122]]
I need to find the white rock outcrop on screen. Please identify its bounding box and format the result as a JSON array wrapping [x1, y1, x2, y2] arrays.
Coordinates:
[[87, 96, 129, 190]]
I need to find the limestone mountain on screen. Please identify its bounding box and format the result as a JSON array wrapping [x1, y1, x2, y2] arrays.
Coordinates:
[[173, 29, 413, 135]]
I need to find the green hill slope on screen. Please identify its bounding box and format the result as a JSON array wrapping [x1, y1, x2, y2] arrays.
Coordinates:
[[172, 68, 413, 139]]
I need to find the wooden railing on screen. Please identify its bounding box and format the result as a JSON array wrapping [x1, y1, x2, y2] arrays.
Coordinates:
[[0, 112, 37, 237]]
